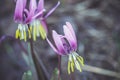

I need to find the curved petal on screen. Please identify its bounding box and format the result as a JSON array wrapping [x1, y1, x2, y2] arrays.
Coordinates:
[[32, 9, 45, 19], [63, 24, 77, 50], [46, 38, 58, 54], [44, 1, 60, 18], [66, 22, 76, 40], [37, 0, 44, 12], [29, 0, 37, 12], [14, 0, 26, 22], [52, 30, 65, 55], [23, 0, 27, 8], [24, 13, 33, 23], [25, 0, 37, 23]]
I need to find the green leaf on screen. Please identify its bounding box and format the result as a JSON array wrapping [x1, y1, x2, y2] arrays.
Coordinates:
[[51, 68, 61, 80], [22, 70, 32, 80]]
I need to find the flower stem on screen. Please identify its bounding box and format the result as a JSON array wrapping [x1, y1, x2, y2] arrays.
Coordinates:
[[70, 72, 75, 80], [58, 55, 61, 80], [28, 39, 45, 80]]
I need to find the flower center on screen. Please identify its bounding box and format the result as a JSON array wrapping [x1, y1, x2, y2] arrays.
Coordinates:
[[67, 52, 84, 74], [62, 38, 73, 54]]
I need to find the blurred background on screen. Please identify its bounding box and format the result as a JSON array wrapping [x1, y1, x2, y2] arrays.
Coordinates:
[[0, 0, 120, 80]]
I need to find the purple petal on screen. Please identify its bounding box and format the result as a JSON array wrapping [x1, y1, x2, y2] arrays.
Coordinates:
[[52, 30, 65, 55], [29, 0, 37, 12], [14, 0, 26, 22], [24, 13, 33, 23], [24, 9, 29, 16], [63, 24, 77, 50], [37, 0, 44, 12], [66, 22, 76, 39], [32, 9, 45, 19], [46, 38, 59, 54], [24, 0, 37, 23], [23, 0, 27, 8], [44, 1, 60, 18]]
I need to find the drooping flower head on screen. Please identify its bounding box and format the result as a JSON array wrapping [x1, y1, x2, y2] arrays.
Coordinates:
[[14, 0, 28, 41], [14, 0, 60, 41], [47, 22, 84, 74]]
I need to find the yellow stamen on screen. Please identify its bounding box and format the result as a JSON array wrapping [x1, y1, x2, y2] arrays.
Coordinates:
[[24, 30, 27, 42], [30, 26, 32, 32], [72, 53, 82, 72], [68, 53, 84, 74], [20, 31, 23, 40], [71, 60, 74, 72], [75, 60, 82, 72], [39, 24, 46, 40], [33, 26, 37, 41], [15, 29, 20, 39], [68, 61, 71, 74], [28, 29, 31, 39], [28, 26, 32, 39], [77, 56, 84, 66]]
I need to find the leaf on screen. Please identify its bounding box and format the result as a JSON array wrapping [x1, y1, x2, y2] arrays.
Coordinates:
[[51, 68, 61, 80], [22, 70, 32, 80]]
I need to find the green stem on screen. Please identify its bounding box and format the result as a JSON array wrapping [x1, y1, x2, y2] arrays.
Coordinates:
[[28, 40, 45, 80], [27, 42, 38, 80]]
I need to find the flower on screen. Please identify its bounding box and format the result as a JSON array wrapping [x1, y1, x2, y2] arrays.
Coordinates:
[[47, 22, 84, 74], [14, 0, 60, 41], [29, 0, 60, 41], [14, 0, 29, 41]]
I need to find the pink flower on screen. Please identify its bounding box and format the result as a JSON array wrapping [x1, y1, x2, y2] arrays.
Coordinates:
[[14, 0, 60, 24], [47, 22, 84, 74], [14, 0, 60, 41]]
